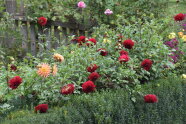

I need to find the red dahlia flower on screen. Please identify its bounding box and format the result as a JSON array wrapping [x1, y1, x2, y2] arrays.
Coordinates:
[[87, 64, 99, 73], [174, 13, 185, 21], [78, 36, 86, 45], [7, 76, 22, 89], [35, 104, 48, 113], [97, 48, 108, 56], [144, 94, 158, 103], [82, 80, 96, 93], [10, 64, 17, 71], [119, 50, 128, 56], [118, 55, 130, 63], [86, 38, 97, 46], [61, 84, 75, 95], [141, 59, 153, 71], [123, 39, 135, 49], [38, 17, 47, 26], [88, 72, 100, 81]]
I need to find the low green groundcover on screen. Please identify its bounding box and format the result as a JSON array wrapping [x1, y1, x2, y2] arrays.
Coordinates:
[[2, 77, 186, 124]]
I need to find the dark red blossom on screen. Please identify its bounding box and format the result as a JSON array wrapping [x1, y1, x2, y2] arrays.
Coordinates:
[[141, 59, 153, 71], [35, 104, 48, 113], [61, 84, 75, 95], [123, 39, 134, 49], [119, 50, 128, 56], [7, 76, 22, 89], [88, 72, 100, 81], [144, 94, 158, 103], [82, 81, 96, 93], [38, 17, 47, 26], [118, 55, 130, 63], [78, 36, 86, 45], [10, 64, 17, 71], [87, 64, 99, 73], [86, 38, 97, 46], [174, 13, 185, 21], [97, 48, 108, 56]]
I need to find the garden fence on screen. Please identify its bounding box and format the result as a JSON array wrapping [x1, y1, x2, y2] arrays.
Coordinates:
[[1, 0, 88, 56]]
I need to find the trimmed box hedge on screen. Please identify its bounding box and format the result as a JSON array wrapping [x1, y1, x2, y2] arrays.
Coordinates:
[[2, 77, 186, 124]]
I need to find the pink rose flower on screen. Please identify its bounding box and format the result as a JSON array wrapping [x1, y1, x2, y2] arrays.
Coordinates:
[[104, 9, 113, 15], [77, 1, 86, 8]]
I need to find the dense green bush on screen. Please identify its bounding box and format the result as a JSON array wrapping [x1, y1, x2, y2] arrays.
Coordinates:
[[0, 16, 185, 104], [1, 76, 185, 124]]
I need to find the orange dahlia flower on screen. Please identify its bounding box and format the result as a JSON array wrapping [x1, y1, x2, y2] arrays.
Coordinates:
[[178, 32, 184, 38], [37, 63, 51, 78], [52, 64, 58, 76], [53, 53, 64, 62]]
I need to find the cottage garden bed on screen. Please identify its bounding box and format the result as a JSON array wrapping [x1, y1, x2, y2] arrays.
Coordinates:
[[0, 0, 186, 124]]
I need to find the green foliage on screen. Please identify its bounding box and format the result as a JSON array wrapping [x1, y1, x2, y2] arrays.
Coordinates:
[[0, 13, 22, 58], [23, 0, 169, 27], [0, 16, 184, 105], [0, 0, 5, 15], [1, 77, 186, 124]]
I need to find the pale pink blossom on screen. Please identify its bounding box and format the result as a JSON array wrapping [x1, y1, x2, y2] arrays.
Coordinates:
[[104, 9, 113, 15], [77, 1, 86, 8]]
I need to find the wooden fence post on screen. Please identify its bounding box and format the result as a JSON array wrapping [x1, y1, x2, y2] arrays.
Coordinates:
[[19, 0, 25, 16], [44, 26, 52, 50], [30, 22, 37, 55], [38, 26, 44, 53], [5, 0, 17, 48], [54, 26, 60, 48], [5, 0, 17, 15], [20, 21, 28, 54]]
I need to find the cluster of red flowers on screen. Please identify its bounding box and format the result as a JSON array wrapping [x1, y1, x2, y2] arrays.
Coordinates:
[[78, 36, 86, 45], [87, 38, 97, 46], [118, 50, 130, 63], [117, 39, 153, 71], [81, 64, 100, 93], [117, 39, 133, 63], [77, 36, 97, 46], [7, 76, 22, 90], [144, 94, 158, 103], [174, 13, 185, 21], [60, 64, 100, 95]]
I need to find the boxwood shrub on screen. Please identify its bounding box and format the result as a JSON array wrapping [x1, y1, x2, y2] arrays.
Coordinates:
[[1, 76, 186, 124]]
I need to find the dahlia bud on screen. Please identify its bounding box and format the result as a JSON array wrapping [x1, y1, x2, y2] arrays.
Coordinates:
[[9, 57, 15, 62]]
